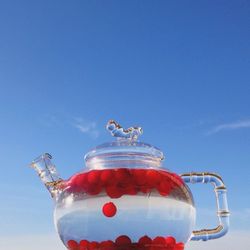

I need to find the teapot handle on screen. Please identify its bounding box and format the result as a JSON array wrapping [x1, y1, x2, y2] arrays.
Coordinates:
[[181, 172, 230, 241]]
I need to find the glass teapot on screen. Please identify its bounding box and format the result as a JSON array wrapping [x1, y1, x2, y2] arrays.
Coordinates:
[[30, 120, 230, 250]]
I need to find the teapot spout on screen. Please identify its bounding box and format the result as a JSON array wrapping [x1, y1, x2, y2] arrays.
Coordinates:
[[30, 153, 64, 199]]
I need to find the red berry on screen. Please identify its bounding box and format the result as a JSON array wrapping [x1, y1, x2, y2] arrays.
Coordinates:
[[100, 170, 115, 185], [76, 173, 88, 185], [87, 184, 102, 195], [115, 168, 131, 184], [138, 235, 152, 245], [152, 237, 166, 246], [115, 235, 132, 246], [165, 237, 176, 247], [68, 240, 79, 250], [100, 240, 115, 250], [174, 242, 184, 250], [140, 185, 151, 194], [146, 170, 161, 187], [87, 170, 100, 184], [102, 202, 117, 217], [88, 241, 99, 250], [79, 240, 89, 250], [157, 181, 171, 196], [133, 169, 147, 186], [106, 185, 123, 198], [67, 174, 85, 193], [123, 184, 138, 195]]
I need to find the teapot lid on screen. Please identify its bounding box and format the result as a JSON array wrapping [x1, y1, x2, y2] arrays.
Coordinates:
[[84, 120, 164, 169]]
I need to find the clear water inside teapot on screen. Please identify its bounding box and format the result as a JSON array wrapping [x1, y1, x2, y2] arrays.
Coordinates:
[[56, 193, 195, 244]]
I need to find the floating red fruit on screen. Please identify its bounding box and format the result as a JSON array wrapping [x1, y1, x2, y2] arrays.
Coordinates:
[[87, 184, 102, 195], [115, 168, 131, 184], [133, 169, 147, 185], [115, 235, 132, 246], [102, 202, 117, 217], [100, 169, 115, 185], [67, 174, 84, 193], [146, 170, 161, 187], [87, 170, 100, 184], [157, 181, 171, 196], [106, 185, 123, 198], [67, 240, 79, 250], [123, 184, 138, 195], [77, 172, 87, 182]]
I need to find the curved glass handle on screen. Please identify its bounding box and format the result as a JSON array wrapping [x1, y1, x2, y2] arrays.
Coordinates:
[[181, 172, 230, 241]]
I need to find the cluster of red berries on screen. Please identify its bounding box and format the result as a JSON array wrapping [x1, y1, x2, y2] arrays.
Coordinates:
[[66, 168, 184, 198], [67, 235, 184, 250]]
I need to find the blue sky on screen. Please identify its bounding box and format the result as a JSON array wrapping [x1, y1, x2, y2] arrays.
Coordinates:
[[0, 1, 249, 249]]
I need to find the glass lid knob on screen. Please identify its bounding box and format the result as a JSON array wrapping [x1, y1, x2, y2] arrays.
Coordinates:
[[106, 120, 143, 140]]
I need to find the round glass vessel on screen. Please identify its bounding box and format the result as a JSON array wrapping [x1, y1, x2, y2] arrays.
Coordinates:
[[30, 120, 230, 250]]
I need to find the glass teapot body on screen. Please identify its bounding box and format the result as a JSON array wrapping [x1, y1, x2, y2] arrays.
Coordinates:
[[55, 165, 194, 250]]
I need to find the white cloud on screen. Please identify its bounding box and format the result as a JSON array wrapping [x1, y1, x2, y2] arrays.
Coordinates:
[[73, 118, 99, 139], [207, 119, 250, 135]]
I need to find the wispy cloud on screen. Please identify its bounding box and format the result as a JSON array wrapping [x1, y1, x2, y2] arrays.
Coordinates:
[[73, 118, 99, 139], [207, 119, 250, 135]]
